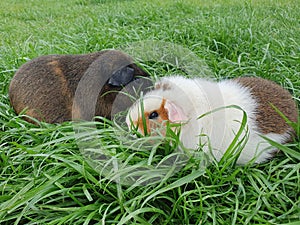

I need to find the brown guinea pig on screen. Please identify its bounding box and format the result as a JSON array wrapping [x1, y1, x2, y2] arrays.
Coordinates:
[[9, 50, 152, 124]]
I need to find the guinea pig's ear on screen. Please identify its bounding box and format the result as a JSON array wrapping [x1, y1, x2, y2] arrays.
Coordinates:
[[164, 100, 187, 122]]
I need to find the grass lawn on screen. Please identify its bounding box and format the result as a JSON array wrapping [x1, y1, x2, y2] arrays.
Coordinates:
[[0, 0, 299, 224]]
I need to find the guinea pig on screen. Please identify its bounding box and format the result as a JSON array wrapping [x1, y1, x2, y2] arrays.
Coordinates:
[[9, 50, 152, 124], [126, 76, 298, 164]]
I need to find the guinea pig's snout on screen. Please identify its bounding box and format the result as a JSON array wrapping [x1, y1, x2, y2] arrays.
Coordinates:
[[127, 111, 169, 137], [126, 112, 150, 136], [108, 66, 134, 87]]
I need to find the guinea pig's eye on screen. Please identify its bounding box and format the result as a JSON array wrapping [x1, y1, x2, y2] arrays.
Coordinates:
[[149, 111, 159, 120]]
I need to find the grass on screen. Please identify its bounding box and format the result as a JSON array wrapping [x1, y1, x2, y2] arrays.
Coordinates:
[[0, 0, 300, 224]]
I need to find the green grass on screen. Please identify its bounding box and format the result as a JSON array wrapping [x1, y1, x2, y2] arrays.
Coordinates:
[[1, 0, 300, 224]]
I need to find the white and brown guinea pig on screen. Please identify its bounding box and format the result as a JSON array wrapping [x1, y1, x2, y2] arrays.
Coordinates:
[[126, 76, 298, 164]]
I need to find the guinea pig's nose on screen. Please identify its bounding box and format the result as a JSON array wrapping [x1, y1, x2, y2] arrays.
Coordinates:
[[107, 66, 134, 87]]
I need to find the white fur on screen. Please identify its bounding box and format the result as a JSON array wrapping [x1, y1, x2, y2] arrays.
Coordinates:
[[127, 76, 291, 164]]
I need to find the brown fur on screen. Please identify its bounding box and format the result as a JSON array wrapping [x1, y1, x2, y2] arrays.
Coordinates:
[[235, 77, 298, 135], [9, 50, 152, 124], [155, 82, 171, 91]]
